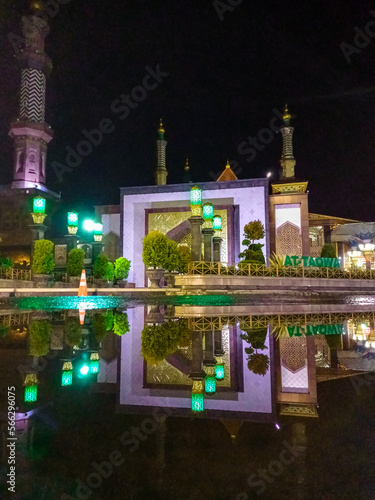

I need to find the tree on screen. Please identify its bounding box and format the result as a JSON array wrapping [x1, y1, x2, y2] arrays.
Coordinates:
[[142, 231, 169, 269], [33, 239, 55, 274], [238, 220, 265, 264], [67, 248, 85, 277], [177, 245, 191, 274], [247, 353, 270, 376], [93, 253, 109, 279], [244, 220, 265, 244], [321, 243, 337, 259], [114, 257, 131, 280]]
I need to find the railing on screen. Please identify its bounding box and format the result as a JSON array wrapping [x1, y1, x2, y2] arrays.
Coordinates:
[[187, 261, 375, 280], [0, 267, 31, 281], [52, 272, 68, 283]]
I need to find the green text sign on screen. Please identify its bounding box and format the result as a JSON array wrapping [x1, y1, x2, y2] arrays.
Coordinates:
[[288, 324, 343, 337], [284, 255, 340, 268]]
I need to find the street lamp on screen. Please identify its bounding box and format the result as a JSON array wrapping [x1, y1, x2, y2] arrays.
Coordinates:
[[190, 186, 202, 216], [94, 223, 103, 242], [67, 212, 79, 235], [31, 196, 47, 224]]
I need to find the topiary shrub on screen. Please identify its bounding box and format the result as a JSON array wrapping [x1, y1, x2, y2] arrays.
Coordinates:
[[67, 248, 85, 277], [176, 245, 191, 274], [142, 231, 169, 269], [0, 257, 13, 268], [113, 312, 130, 336], [321, 243, 337, 259], [104, 262, 115, 281], [114, 257, 131, 280], [164, 240, 180, 272], [93, 253, 109, 279], [104, 310, 114, 331], [247, 353, 270, 376], [29, 320, 51, 357], [64, 317, 82, 347], [141, 319, 190, 363], [238, 221, 265, 264], [33, 240, 55, 274], [92, 314, 107, 342]]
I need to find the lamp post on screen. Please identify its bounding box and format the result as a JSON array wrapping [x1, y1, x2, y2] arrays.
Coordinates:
[[30, 197, 47, 270], [92, 222, 104, 263], [189, 186, 203, 261], [65, 212, 79, 252], [359, 243, 375, 270], [189, 329, 206, 413], [212, 215, 222, 263], [202, 203, 214, 262]]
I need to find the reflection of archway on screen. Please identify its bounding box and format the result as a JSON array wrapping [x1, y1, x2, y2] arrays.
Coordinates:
[[276, 222, 302, 256]]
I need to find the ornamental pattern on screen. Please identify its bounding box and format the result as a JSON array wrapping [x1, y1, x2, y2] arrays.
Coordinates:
[[276, 222, 302, 257], [280, 336, 307, 373]]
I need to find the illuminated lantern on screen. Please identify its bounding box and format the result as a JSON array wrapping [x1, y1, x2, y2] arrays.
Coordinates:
[[33, 196, 46, 214], [61, 361, 73, 386], [202, 203, 214, 220], [205, 376, 216, 394], [67, 212, 79, 235], [90, 352, 100, 374], [215, 363, 225, 380], [213, 215, 222, 231], [94, 223, 103, 242], [83, 219, 95, 232], [24, 385, 38, 402], [80, 364, 90, 376], [191, 379, 204, 413], [190, 186, 202, 205]]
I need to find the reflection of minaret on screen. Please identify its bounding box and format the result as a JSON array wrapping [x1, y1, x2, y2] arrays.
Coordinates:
[[279, 105, 296, 180], [10, 2, 53, 188], [183, 157, 191, 183], [155, 119, 168, 185]]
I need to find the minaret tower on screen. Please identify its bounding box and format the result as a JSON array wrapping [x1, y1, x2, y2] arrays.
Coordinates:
[[9, 2, 53, 188], [280, 104, 296, 180], [155, 119, 168, 185]]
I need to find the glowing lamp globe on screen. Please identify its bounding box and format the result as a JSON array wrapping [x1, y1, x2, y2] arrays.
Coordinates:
[[205, 376, 216, 394], [215, 364, 225, 380], [94, 223, 103, 235], [191, 393, 204, 412], [33, 196, 46, 214], [24, 385, 38, 402], [68, 212, 78, 226], [83, 219, 95, 232], [202, 203, 214, 220], [80, 364, 90, 376], [213, 215, 222, 231], [190, 186, 202, 206], [61, 371, 73, 386]]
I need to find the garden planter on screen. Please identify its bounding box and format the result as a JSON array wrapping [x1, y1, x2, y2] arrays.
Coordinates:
[[95, 278, 107, 288], [33, 273, 50, 288], [146, 269, 164, 288], [117, 279, 128, 288], [164, 271, 178, 288]]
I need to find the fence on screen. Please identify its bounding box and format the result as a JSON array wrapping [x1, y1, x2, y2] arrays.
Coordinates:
[[0, 267, 31, 281], [187, 261, 375, 280]]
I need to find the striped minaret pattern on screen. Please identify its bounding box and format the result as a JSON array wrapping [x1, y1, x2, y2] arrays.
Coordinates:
[[9, 4, 53, 188], [280, 105, 296, 180], [155, 119, 168, 185]]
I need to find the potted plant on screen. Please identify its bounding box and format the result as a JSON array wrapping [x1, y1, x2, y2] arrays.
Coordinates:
[[176, 245, 191, 274], [93, 253, 109, 287], [104, 261, 115, 286], [67, 248, 85, 286], [32, 239, 55, 286], [114, 257, 131, 287], [142, 231, 169, 288], [163, 240, 180, 287]]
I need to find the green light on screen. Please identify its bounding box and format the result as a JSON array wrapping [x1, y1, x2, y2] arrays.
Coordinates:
[[205, 376, 216, 394], [83, 219, 95, 232], [61, 370, 73, 386], [215, 364, 225, 380], [33, 197, 46, 214], [24, 385, 37, 402], [94, 223, 103, 235], [80, 364, 90, 376], [213, 215, 222, 230], [67, 212, 78, 226], [190, 186, 202, 205], [202, 203, 214, 220], [192, 393, 204, 412], [90, 361, 99, 374]]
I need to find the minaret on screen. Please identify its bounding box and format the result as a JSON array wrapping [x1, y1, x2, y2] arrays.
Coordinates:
[[9, 2, 53, 188], [183, 157, 191, 183], [155, 119, 167, 185], [279, 105, 296, 180]]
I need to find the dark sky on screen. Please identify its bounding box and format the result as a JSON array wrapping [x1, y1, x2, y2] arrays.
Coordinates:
[[1, 0, 375, 220]]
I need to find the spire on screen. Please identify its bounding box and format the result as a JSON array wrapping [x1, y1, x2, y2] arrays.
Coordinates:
[[217, 159, 238, 182], [184, 157, 190, 172], [279, 104, 296, 179], [155, 119, 167, 185], [9, 4, 53, 188], [183, 157, 191, 183]]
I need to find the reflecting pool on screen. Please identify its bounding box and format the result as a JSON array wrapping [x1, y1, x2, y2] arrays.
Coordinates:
[[1, 299, 375, 499]]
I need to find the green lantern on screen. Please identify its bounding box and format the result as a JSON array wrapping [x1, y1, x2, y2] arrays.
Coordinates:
[[213, 215, 222, 231], [191, 393, 204, 412], [68, 212, 78, 226], [202, 203, 214, 220], [215, 364, 225, 380], [190, 186, 202, 205], [205, 376, 216, 394], [33, 196, 46, 214], [61, 371, 73, 386], [94, 223, 103, 235], [24, 385, 38, 402]]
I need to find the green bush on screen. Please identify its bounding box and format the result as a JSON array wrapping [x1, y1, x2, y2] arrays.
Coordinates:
[[32, 239, 54, 274], [104, 310, 114, 331], [93, 253, 109, 279], [113, 312, 130, 336], [164, 240, 180, 272], [67, 248, 85, 277], [177, 245, 191, 274], [65, 317, 82, 347], [321, 243, 337, 259], [247, 353, 270, 376], [141, 319, 190, 364], [104, 262, 115, 281], [92, 314, 107, 342], [142, 231, 169, 269], [0, 257, 13, 268], [29, 320, 51, 357], [114, 257, 131, 280]]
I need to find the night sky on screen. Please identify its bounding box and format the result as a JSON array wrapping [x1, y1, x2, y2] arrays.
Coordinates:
[[1, 0, 375, 221]]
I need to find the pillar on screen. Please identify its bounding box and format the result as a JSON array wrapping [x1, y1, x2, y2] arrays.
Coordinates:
[[64, 234, 79, 253], [202, 228, 214, 262], [213, 237, 222, 263], [204, 331, 216, 366], [189, 331, 205, 379], [91, 241, 103, 264], [214, 330, 225, 357], [189, 216, 203, 261]]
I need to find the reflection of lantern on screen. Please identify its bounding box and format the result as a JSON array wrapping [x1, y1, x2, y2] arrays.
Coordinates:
[[33, 196, 45, 214], [67, 212, 79, 234], [215, 364, 225, 380], [191, 379, 204, 412], [90, 352, 100, 374], [61, 361, 73, 386], [204, 366, 216, 394], [202, 203, 214, 220], [24, 385, 38, 402], [213, 215, 222, 231], [94, 223, 103, 242]]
